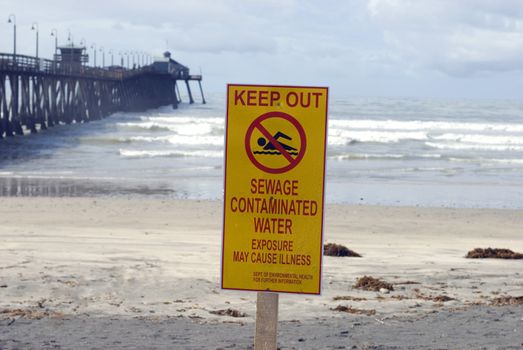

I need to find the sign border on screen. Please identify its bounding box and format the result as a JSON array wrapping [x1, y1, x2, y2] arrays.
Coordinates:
[[222, 83, 329, 295]]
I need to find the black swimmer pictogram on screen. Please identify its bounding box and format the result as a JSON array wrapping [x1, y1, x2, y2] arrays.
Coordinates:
[[254, 131, 299, 155]]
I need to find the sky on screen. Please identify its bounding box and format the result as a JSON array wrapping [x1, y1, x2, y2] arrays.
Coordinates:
[[2, 0, 523, 99]]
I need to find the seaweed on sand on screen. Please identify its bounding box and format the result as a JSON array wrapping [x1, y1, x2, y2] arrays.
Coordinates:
[[324, 243, 361, 257], [465, 248, 523, 259], [331, 305, 376, 316], [491, 296, 523, 306], [209, 308, 246, 317], [354, 276, 394, 292]]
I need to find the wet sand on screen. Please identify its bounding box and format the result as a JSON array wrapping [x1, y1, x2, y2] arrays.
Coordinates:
[[2, 306, 522, 349], [1, 197, 522, 349]]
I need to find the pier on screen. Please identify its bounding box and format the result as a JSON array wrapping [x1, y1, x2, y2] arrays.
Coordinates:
[[0, 47, 205, 138]]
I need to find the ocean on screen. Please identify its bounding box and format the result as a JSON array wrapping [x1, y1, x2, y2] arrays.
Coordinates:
[[1, 93, 523, 209]]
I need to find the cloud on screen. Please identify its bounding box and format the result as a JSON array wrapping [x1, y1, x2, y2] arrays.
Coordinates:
[[367, 0, 523, 76], [4, 0, 523, 98]]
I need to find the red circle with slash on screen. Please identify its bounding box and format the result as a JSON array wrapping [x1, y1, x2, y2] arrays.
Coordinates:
[[245, 111, 306, 174]]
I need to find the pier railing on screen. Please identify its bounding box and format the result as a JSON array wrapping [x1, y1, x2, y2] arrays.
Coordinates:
[[0, 53, 155, 80]]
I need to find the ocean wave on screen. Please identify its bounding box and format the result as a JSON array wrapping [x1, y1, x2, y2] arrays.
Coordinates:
[[432, 133, 523, 145], [81, 134, 223, 146], [330, 153, 405, 160], [141, 116, 224, 136], [485, 158, 523, 165], [166, 135, 223, 146], [0, 172, 121, 180], [328, 130, 428, 144], [329, 119, 523, 133], [79, 136, 135, 145], [117, 122, 173, 132], [140, 116, 223, 124], [175, 123, 218, 136], [117, 121, 224, 136], [330, 153, 443, 161], [426, 142, 523, 152], [449, 157, 523, 165], [125, 135, 223, 146], [118, 149, 222, 159]]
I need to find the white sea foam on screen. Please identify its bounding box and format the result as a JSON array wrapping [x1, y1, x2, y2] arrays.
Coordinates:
[[432, 133, 523, 145], [329, 119, 523, 133], [79, 136, 135, 144], [449, 157, 523, 165], [117, 119, 224, 136], [330, 153, 405, 160], [426, 142, 523, 152], [117, 122, 174, 132], [328, 130, 428, 144], [127, 135, 223, 146], [141, 116, 224, 125], [486, 158, 523, 164], [127, 136, 166, 142], [330, 153, 442, 161], [118, 149, 222, 158]]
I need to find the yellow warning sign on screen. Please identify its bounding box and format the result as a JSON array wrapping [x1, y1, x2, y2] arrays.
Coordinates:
[[222, 84, 328, 294]]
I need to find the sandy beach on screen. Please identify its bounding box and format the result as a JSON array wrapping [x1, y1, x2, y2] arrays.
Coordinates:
[[1, 197, 522, 349]]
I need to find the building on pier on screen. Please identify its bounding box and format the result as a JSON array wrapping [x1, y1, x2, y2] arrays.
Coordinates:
[[54, 44, 88, 68], [152, 51, 189, 79], [151, 51, 204, 105]]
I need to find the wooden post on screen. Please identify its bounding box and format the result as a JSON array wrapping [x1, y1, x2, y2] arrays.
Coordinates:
[[254, 292, 279, 350], [175, 81, 182, 103], [171, 81, 178, 109], [198, 80, 206, 104], [185, 79, 194, 104]]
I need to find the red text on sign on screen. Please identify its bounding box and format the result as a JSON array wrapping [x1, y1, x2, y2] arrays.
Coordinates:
[[250, 178, 298, 196], [233, 89, 323, 108], [251, 239, 294, 251], [286, 92, 322, 108], [253, 217, 293, 234], [234, 90, 281, 107]]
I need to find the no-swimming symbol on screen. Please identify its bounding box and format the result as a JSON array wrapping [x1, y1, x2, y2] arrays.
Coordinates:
[[245, 111, 306, 174]]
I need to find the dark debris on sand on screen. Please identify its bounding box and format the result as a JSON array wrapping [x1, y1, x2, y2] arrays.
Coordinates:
[[323, 243, 361, 257], [491, 296, 523, 306], [1, 308, 65, 321], [465, 248, 523, 259], [431, 295, 455, 302], [332, 295, 367, 302], [415, 293, 455, 302], [354, 276, 394, 292], [393, 280, 421, 285], [209, 308, 247, 318], [331, 305, 376, 316]]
